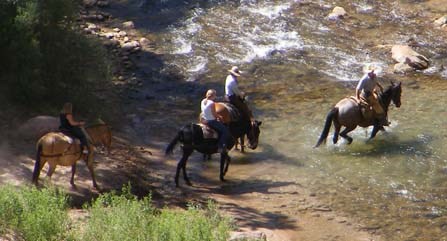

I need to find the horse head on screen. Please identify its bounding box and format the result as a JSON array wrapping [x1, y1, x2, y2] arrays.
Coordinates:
[[391, 81, 402, 108], [246, 120, 262, 149]]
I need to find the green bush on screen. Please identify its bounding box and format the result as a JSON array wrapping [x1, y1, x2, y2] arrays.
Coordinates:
[[0, 184, 233, 241], [77, 185, 232, 241], [0, 185, 70, 241]]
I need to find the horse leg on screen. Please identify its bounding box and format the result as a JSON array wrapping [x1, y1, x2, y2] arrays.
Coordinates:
[[85, 153, 98, 189], [175, 147, 193, 187], [220, 152, 229, 182], [32, 156, 47, 185], [240, 137, 245, 153], [70, 164, 77, 186], [46, 161, 57, 181], [369, 125, 380, 140], [333, 122, 341, 144], [224, 154, 231, 175], [340, 127, 355, 144]]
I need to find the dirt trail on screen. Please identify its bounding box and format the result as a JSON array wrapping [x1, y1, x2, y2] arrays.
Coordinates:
[[0, 0, 383, 240], [1, 128, 380, 241]]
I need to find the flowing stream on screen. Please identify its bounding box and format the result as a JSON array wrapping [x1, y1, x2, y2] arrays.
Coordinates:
[[137, 0, 447, 240]]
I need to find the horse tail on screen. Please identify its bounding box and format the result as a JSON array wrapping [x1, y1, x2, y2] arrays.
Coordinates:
[[314, 107, 338, 148], [32, 143, 43, 184], [165, 130, 182, 156]]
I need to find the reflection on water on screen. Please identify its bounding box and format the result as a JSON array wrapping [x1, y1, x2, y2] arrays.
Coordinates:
[[148, 0, 447, 240]]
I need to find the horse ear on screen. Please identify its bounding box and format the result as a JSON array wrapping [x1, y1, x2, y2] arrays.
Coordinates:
[[389, 80, 394, 85], [398, 81, 402, 86], [257, 121, 262, 126]]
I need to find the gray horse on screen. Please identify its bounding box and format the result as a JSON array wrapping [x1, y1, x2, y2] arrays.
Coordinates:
[[315, 82, 401, 147]]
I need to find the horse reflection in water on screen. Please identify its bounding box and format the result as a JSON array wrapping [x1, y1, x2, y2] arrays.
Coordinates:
[[315, 82, 401, 147], [32, 123, 112, 189], [165, 102, 261, 187]]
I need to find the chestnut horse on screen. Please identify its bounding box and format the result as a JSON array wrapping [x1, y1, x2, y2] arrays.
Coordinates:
[[165, 103, 261, 187], [32, 123, 112, 189], [315, 82, 401, 147]]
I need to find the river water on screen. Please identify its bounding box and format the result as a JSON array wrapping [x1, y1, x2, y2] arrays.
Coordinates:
[[139, 0, 447, 240]]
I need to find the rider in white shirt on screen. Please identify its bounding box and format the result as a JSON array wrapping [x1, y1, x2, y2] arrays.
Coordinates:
[[225, 66, 254, 122], [201, 89, 230, 153], [355, 69, 389, 126]]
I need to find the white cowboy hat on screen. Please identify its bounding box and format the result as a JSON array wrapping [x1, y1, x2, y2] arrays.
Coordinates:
[[363, 63, 382, 75], [228, 66, 241, 77]]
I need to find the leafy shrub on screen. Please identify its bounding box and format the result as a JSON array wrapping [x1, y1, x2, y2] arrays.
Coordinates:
[[0, 185, 69, 241], [77, 185, 232, 241]]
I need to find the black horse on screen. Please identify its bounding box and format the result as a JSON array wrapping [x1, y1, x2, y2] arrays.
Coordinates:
[[165, 105, 261, 187], [315, 82, 402, 147]]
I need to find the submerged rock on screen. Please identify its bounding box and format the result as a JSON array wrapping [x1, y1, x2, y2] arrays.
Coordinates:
[[327, 6, 346, 20], [434, 15, 447, 27], [391, 45, 429, 72]]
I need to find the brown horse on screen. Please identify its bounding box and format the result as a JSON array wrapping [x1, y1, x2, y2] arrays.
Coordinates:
[[215, 103, 249, 152], [32, 124, 112, 189], [315, 82, 401, 147]]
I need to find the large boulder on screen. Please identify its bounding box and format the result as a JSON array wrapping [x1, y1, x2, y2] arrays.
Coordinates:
[[16, 116, 59, 142], [391, 45, 429, 72], [327, 6, 346, 20], [434, 15, 447, 27]]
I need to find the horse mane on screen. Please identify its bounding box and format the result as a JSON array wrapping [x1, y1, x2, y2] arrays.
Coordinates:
[[377, 83, 396, 111]]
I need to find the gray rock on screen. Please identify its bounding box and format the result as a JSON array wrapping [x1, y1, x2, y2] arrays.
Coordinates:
[[391, 45, 429, 71], [434, 16, 447, 27], [327, 6, 346, 20], [16, 116, 59, 142], [123, 21, 135, 29], [229, 231, 267, 241]]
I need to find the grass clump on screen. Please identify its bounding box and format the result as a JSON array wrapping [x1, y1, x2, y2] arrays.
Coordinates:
[[77, 184, 232, 241], [0, 185, 69, 241]]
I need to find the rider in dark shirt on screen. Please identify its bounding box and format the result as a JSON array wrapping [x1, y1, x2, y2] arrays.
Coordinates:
[[59, 102, 89, 154]]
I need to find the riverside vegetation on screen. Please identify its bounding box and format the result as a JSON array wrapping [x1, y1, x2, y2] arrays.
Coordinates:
[[0, 184, 233, 241]]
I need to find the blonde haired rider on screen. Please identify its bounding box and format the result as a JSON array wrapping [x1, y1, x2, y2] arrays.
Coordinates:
[[201, 89, 230, 153]]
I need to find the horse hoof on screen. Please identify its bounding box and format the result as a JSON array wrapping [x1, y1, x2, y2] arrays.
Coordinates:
[[186, 180, 192, 186]]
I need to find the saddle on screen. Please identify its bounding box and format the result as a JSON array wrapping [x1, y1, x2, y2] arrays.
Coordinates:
[[197, 123, 219, 139], [56, 131, 81, 145], [349, 96, 374, 119]]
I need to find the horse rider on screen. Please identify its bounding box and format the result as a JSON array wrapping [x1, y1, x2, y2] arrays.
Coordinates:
[[355, 69, 389, 126], [225, 66, 254, 123], [59, 102, 90, 155], [201, 89, 231, 153]]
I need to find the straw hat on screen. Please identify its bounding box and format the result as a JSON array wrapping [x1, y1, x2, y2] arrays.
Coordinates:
[[228, 66, 241, 77], [363, 63, 382, 75]]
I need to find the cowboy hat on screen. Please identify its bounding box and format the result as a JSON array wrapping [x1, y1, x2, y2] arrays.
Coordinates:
[[228, 66, 241, 77], [363, 63, 382, 75]]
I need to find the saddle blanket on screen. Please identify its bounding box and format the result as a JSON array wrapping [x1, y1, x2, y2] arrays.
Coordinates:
[[198, 123, 219, 139], [56, 132, 81, 145]]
